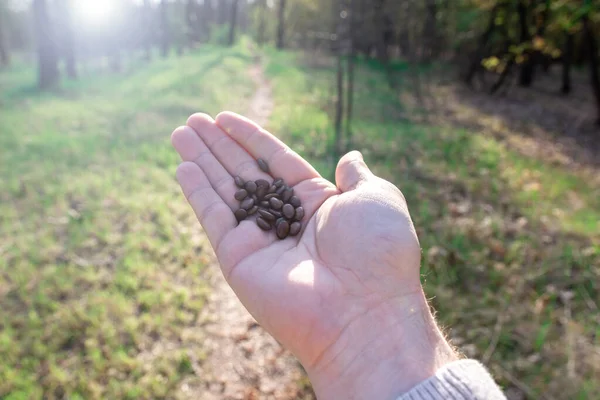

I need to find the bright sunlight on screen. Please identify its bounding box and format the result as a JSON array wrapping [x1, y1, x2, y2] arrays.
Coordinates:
[[72, 0, 117, 26]]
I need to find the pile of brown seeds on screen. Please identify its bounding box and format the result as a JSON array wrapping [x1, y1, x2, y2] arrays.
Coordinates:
[[233, 159, 304, 240]]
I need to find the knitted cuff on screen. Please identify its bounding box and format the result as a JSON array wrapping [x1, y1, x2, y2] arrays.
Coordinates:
[[397, 360, 506, 400]]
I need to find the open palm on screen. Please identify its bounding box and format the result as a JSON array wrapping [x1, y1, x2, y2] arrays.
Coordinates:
[[172, 112, 444, 398]]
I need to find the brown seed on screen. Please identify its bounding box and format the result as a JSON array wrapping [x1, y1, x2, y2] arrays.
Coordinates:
[[258, 209, 276, 221], [248, 205, 259, 215], [276, 219, 290, 239], [273, 178, 284, 187], [264, 193, 279, 200], [276, 185, 286, 195], [257, 217, 272, 231], [256, 186, 267, 199], [257, 158, 270, 173], [282, 188, 294, 202], [245, 181, 257, 194], [270, 209, 282, 218], [282, 204, 295, 219], [268, 184, 277, 193], [294, 206, 305, 221], [269, 197, 283, 210], [234, 176, 245, 188], [234, 189, 248, 201], [240, 197, 255, 210], [234, 208, 248, 222], [289, 222, 302, 236], [289, 196, 301, 208], [255, 179, 270, 189], [260, 200, 270, 208], [252, 194, 258, 203]]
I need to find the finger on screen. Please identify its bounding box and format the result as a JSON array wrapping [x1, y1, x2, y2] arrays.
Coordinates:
[[171, 125, 237, 210], [215, 111, 320, 186], [187, 113, 272, 182], [335, 151, 374, 192], [176, 162, 236, 252]]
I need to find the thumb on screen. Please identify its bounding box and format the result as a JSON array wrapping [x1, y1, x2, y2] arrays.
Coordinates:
[[335, 150, 375, 192]]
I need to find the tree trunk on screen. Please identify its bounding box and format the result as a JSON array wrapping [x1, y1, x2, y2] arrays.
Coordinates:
[[228, 0, 239, 46], [519, 0, 550, 87], [519, 61, 535, 87], [583, 14, 600, 125], [491, 58, 514, 94], [203, 0, 214, 41], [276, 0, 286, 50], [465, 4, 501, 85], [160, 0, 170, 58], [142, 0, 153, 61], [517, 0, 534, 86], [186, 0, 198, 45], [424, 0, 438, 61], [334, 54, 345, 162], [257, 0, 267, 46], [333, 0, 346, 161], [345, 0, 356, 149], [33, 0, 60, 89], [373, 0, 389, 63], [218, 0, 229, 25], [0, 6, 9, 66], [561, 32, 574, 95], [238, 0, 248, 34], [56, 0, 77, 79]]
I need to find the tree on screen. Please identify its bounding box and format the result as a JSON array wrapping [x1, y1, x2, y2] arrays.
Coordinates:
[[464, 3, 502, 86], [373, 0, 390, 63], [561, 32, 574, 94], [186, 0, 199, 45], [160, 0, 170, 57], [56, 0, 77, 79], [489, 0, 532, 94], [424, 0, 439, 60], [518, 0, 551, 87], [203, 0, 214, 41], [218, 0, 229, 25], [346, 0, 357, 148], [582, 9, 600, 125], [0, 4, 9, 67], [333, 0, 352, 160], [257, 0, 267, 46], [142, 0, 153, 61], [33, 0, 59, 89], [276, 0, 286, 49], [228, 0, 239, 46]]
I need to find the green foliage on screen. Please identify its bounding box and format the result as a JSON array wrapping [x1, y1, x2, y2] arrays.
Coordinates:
[[0, 44, 255, 399], [264, 49, 600, 398], [209, 23, 232, 45]]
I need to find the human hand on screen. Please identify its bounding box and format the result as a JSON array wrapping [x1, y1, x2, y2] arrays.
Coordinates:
[[171, 112, 457, 399]]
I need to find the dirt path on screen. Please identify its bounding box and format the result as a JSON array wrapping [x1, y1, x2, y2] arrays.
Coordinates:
[[189, 62, 312, 400]]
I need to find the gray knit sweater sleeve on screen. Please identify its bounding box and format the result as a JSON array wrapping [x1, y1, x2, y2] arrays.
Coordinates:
[[397, 360, 506, 400]]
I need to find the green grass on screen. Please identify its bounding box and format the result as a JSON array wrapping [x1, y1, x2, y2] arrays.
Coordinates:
[[0, 44, 255, 399], [264, 50, 599, 398], [2, 42, 598, 399]]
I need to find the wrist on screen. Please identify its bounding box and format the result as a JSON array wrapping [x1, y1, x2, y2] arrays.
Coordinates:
[[305, 290, 458, 400]]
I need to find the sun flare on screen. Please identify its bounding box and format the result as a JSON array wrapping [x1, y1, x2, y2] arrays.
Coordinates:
[[73, 0, 117, 26]]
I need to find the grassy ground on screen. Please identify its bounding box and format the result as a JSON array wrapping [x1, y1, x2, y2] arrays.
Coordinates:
[[264, 50, 599, 399], [0, 45, 255, 399], [1, 43, 598, 399]]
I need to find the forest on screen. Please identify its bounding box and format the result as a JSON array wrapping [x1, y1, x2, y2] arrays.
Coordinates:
[[0, 0, 598, 399], [2, 0, 600, 123]]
